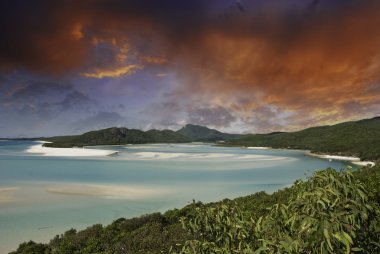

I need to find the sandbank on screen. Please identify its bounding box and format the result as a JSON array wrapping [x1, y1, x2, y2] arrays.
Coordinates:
[[26, 142, 118, 157], [130, 151, 291, 162], [0, 187, 20, 204], [306, 152, 375, 166], [46, 183, 169, 199], [351, 161, 376, 166]]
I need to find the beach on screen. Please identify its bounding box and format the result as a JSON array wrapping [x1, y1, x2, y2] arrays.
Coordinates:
[[306, 152, 375, 167], [26, 142, 118, 157]]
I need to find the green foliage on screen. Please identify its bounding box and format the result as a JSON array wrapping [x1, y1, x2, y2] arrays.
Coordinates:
[[256, 169, 379, 253], [11, 241, 48, 254], [44, 127, 191, 147], [177, 124, 244, 142], [226, 116, 380, 161], [177, 168, 380, 254], [177, 203, 253, 253], [45, 124, 244, 147], [354, 164, 380, 203]]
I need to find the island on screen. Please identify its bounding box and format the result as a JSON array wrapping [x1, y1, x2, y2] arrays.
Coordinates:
[[39, 116, 380, 163]]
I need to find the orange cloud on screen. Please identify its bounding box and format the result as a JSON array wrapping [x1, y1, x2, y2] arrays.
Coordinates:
[[167, 2, 380, 130], [71, 23, 84, 40], [143, 56, 167, 65], [81, 64, 142, 79]]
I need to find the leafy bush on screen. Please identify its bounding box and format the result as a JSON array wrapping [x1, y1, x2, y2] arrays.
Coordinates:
[[177, 169, 380, 254]]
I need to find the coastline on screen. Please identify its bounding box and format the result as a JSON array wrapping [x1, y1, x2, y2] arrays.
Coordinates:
[[245, 146, 270, 150], [227, 144, 376, 167], [25, 141, 376, 166], [26, 142, 119, 157], [305, 151, 375, 167]]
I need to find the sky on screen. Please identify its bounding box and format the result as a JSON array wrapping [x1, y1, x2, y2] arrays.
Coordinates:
[[0, 0, 380, 137]]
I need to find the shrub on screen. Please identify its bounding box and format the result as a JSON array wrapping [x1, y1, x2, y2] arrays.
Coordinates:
[[177, 169, 380, 254]]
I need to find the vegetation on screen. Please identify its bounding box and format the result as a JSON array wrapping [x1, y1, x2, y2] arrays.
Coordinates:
[[43, 127, 191, 148], [42, 124, 244, 148], [39, 117, 380, 161], [178, 168, 380, 253], [177, 124, 244, 142], [226, 116, 380, 161], [11, 164, 380, 254]]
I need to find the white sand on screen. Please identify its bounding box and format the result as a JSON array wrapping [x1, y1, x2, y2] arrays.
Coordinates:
[[193, 153, 233, 159], [132, 152, 235, 160], [126, 146, 162, 149], [306, 152, 375, 167], [318, 154, 360, 161], [246, 147, 270, 150], [26, 143, 118, 157], [0, 187, 20, 204], [129, 152, 292, 162], [237, 154, 290, 161], [351, 161, 376, 166], [46, 183, 169, 199], [133, 152, 187, 159]]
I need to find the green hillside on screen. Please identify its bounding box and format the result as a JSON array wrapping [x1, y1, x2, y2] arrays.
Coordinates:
[[42, 117, 380, 161], [44, 127, 191, 148], [43, 124, 243, 147], [226, 117, 380, 161], [11, 164, 380, 254], [176, 124, 243, 142]]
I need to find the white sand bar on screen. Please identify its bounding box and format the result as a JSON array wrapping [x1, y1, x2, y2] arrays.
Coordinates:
[[46, 184, 169, 199], [318, 154, 361, 161], [0, 187, 20, 204], [306, 152, 375, 166], [246, 147, 270, 149], [351, 161, 376, 166], [26, 143, 118, 157]]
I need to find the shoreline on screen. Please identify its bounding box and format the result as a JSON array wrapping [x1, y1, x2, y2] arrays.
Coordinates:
[[26, 142, 119, 157], [26, 141, 376, 166], [245, 146, 270, 150], [224, 144, 376, 167], [305, 151, 375, 167]]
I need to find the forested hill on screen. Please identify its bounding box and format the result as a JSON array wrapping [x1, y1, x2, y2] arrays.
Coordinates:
[[43, 127, 192, 147], [225, 116, 380, 161], [42, 117, 380, 160], [43, 124, 244, 147], [176, 124, 244, 141]]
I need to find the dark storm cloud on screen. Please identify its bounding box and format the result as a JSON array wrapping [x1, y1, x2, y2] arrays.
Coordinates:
[[0, 0, 212, 73]]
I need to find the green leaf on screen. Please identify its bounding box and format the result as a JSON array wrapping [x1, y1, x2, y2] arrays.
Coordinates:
[[323, 228, 333, 250]]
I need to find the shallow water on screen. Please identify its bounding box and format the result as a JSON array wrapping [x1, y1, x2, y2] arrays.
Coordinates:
[[0, 141, 350, 253]]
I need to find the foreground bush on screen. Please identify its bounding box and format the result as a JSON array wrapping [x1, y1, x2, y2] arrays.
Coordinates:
[[177, 169, 380, 254]]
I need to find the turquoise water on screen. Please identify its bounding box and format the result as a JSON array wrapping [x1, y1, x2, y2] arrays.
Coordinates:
[[0, 141, 349, 253]]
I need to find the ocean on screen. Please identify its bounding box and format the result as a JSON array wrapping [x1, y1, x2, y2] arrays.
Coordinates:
[[0, 141, 350, 253]]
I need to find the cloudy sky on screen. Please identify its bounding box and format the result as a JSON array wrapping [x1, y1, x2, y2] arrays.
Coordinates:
[[1, 0, 379, 137]]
